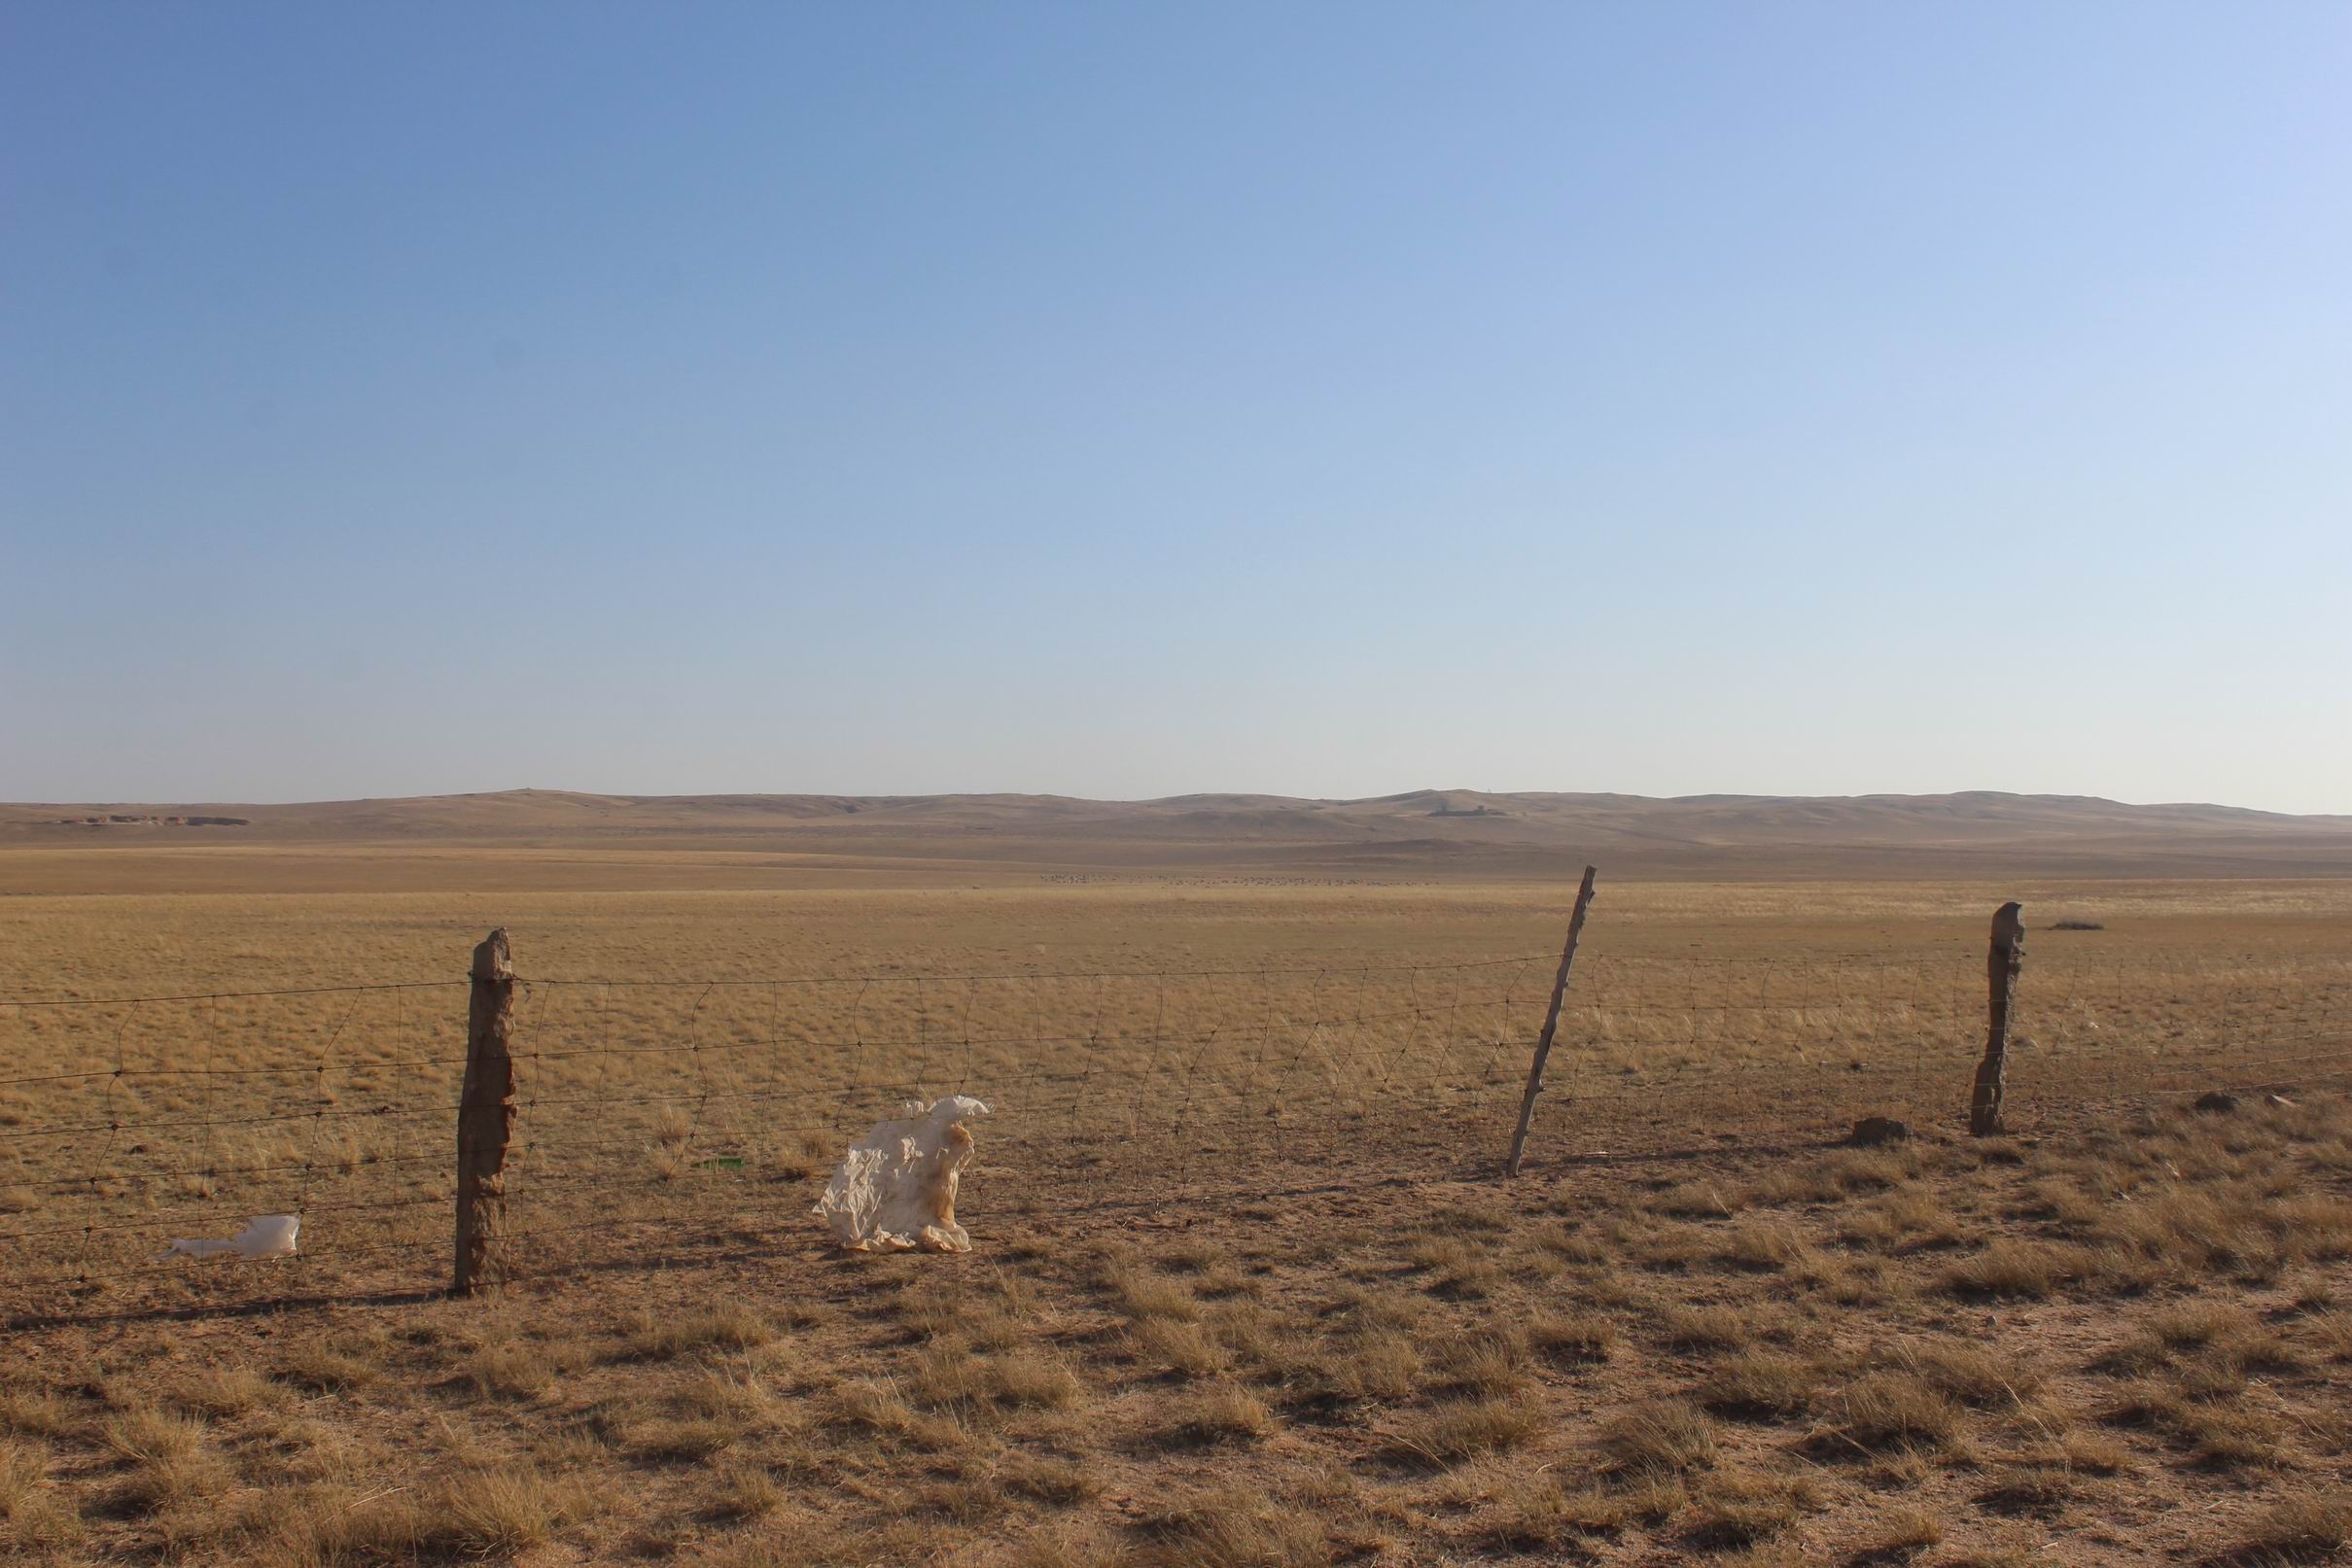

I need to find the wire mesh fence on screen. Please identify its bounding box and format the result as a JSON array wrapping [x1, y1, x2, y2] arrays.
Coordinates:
[[1528, 945, 2352, 1154], [3, 922, 2346, 1323]]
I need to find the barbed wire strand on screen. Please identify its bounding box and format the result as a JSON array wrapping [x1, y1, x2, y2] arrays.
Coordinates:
[[6, 949, 2347, 1310]]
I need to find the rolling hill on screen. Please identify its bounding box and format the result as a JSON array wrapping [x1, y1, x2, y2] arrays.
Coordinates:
[[5, 787, 2351, 882]]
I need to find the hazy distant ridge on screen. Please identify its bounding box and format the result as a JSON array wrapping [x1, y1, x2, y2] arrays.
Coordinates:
[[7, 786, 2351, 880]]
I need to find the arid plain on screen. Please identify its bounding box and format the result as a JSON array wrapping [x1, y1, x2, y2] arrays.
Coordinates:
[[4, 790, 2351, 1568]]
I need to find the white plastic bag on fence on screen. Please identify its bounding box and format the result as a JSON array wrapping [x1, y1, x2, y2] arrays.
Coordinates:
[[815, 1097, 989, 1253], [154, 1213, 300, 1262]]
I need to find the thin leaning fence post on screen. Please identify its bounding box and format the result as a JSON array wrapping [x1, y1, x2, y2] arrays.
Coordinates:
[[1970, 901, 2025, 1136], [1505, 865, 1599, 1177], [454, 927, 517, 1296]]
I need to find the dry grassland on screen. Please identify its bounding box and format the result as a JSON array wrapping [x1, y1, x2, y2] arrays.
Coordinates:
[[4, 859, 2351, 1565]]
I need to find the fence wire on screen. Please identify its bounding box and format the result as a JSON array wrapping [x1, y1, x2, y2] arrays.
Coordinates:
[[3, 936, 2346, 1323]]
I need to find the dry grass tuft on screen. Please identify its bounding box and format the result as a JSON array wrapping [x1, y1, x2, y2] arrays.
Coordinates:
[[1655, 1178, 1744, 1218], [1528, 1308, 1617, 1365], [623, 1304, 778, 1360], [1849, 1505, 1943, 1559], [1384, 1394, 1544, 1470], [1721, 1219, 1819, 1272], [1703, 1349, 1822, 1422], [2058, 1428, 2131, 1474], [1481, 1472, 1642, 1548], [1660, 1303, 1752, 1353], [1424, 1202, 1514, 1237], [0, 1390, 73, 1439], [1348, 1333, 1429, 1402], [1285, 1332, 1424, 1412], [651, 1103, 694, 1147], [913, 1344, 1082, 1416], [2220, 1487, 2352, 1565], [465, 1341, 563, 1399], [101, 1407, 233, 1515], [167, 1366, 286, 1420], [628, 1412, 747, 1462], [1683, 1466, 1819, 1548], [1132, 1484, 1333, 1568], [999, 1453, 1098, 1507], [2180, 1403, 2291, 1472], [1760, 1148, 1908, 1203], [1, 1438, 82, 1551], [1943, 1239, 2097, 1300], [1600, 1398, 1720, 1480], [288, 1466, 597, 1561], [983, 1353, 1081, 1410], [1116, 1277, 1203, 1326], [1899, 1340, 2040, 1409], [826, 1376, 970, 1452], [1128, 1317, 1228, 1380], [1805, 1373, 1961, 1458], [1153, 1384, 1276, 1449], [270, 1342, 382, 1394], [1429, 1330, 1533, 1399], [709, 1460, 787, 1520], [2097, 1297, 2309, 1383], [1406, 1234, 1505, 1300]]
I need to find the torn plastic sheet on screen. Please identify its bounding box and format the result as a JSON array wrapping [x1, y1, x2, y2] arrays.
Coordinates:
[[154, 1213, 300, 1262], [815, 1096, 989, 1253]]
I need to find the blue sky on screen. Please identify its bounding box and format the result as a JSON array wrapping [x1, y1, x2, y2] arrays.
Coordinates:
[[5, 3, 2347, 811]]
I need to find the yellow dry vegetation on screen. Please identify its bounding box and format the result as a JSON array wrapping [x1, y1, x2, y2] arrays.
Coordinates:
[[2, 838, 2349, 1565]]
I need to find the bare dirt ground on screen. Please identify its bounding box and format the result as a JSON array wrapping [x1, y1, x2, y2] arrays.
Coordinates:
[[3, 807, 2349, 1566]]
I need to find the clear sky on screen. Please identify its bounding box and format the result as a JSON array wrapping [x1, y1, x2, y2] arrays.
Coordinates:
[[5, 4, 2347, 812]]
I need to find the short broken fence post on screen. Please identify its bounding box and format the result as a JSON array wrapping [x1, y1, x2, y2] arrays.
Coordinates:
[[1505, 865, 1599, 1177], [454, 927, 517, 1295], [1970, 902, 2024, 1137]]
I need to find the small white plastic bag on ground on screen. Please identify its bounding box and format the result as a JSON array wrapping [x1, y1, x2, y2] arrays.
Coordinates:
[[155, 1213, 299, 1261], [815, 1097, 989, 1253]]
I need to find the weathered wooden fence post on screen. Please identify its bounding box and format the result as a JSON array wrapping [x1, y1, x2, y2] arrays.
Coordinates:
[[1970, 902, 2024, 1136], [454, 927, 517, 1295], [1505, 865, 1599, 1177]]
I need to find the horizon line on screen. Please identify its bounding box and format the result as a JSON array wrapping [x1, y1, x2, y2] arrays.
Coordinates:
[[9, 784, 2351, 821]]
